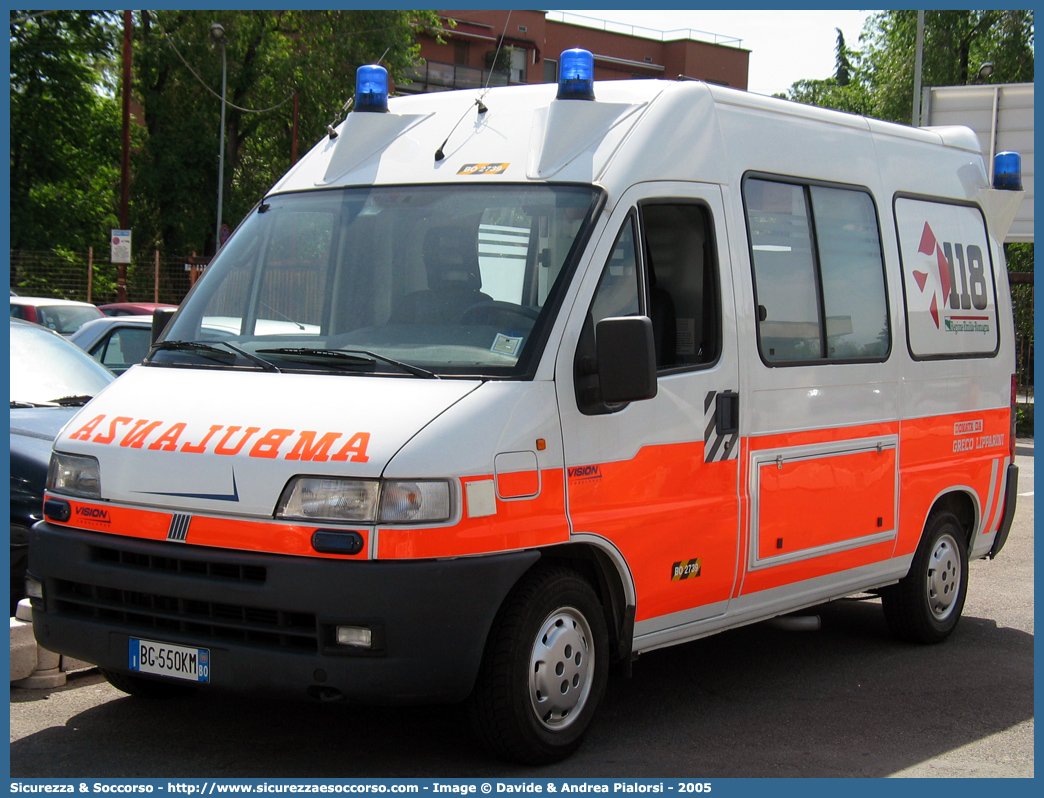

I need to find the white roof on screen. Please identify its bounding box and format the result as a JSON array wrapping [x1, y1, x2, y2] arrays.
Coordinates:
[[10, 296, 97, 308], [270, 79, 990, 206]]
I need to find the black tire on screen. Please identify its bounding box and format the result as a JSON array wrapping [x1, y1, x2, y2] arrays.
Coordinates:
[[101, 669, 198, 699], [468, 565, 609, 765], [881, 510, 969, 643]]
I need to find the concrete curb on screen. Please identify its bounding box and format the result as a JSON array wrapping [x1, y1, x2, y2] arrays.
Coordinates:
[[10, 599, 93, 688]]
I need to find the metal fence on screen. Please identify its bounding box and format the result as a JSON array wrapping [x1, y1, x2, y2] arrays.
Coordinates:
[[1010, 276, 1034, 400], [9, 249, 204, 307], [8, 249, 1035, 395]]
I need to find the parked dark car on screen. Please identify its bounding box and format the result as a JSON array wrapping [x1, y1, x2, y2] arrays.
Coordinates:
[[9, 318, 115, 614], [70, 316, 155, 376]]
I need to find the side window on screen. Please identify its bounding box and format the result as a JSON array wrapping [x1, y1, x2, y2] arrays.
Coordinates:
[[575, 203, 723, 414], [575, 217, 640, 413], [745, 177, 889, 364], [591, 217, 640, 323], [640, 202, 721, 370], [95, 328, 152, 371], [811, 187, 889, 359], [746, 181, 821, 361]]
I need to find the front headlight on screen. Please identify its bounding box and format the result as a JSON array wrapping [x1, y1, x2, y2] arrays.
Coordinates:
[[277, 478, 380, 522], [276, 477, 452, 524], [47, 452, 101, 499]]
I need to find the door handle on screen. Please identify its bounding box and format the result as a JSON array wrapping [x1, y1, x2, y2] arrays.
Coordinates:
[[716, 391, 739, 435]]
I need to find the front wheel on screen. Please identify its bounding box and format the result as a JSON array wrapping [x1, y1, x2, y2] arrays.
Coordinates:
[[468, 565, 609, 764], [881, 510, 969, 643]]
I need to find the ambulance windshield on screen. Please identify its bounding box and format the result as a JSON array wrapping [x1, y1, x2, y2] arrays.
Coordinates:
[[154, 184, 600, 378]]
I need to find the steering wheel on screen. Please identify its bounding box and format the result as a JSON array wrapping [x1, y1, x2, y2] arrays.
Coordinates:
[[459, 301, 540, 326]]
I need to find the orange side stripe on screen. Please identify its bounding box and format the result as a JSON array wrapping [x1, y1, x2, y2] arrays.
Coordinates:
[[44, 495, 370, 560]]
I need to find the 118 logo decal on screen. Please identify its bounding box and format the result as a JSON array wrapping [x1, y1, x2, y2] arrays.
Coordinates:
[[913, 221, 990, 330]]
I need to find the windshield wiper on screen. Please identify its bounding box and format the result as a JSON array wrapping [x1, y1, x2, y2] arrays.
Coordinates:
[[257, 347, 439, 379], [54, 395, 95, 406], [150, 340, 281, 373], [9, 395, 93, 408]]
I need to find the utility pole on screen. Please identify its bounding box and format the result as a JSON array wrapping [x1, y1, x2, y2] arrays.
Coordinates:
[[211, 22, 227, 253], [912, 10, 925, 126], [291, 92, 299, 166], [118, 9, 132, 302]]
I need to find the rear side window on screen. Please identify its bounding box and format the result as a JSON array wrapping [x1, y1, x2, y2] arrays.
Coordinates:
[[894, 197, 999, 359], [745, 177, 889, 365]]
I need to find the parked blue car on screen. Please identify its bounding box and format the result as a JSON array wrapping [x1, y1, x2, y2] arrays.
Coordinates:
[[9, 318, 114, 614]]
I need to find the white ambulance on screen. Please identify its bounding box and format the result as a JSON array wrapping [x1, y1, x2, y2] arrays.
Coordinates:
[[30, 50, 1023, 764]]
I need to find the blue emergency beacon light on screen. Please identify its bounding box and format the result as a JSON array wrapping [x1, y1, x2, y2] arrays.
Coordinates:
[[993, 151, 1023, 190], [355, 64, 389, 113], [557, 48, 595, 101]]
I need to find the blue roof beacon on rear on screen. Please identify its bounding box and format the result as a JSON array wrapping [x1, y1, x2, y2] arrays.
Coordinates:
[[993, 151, 1023, 190], [355, 64, 389, 113], [557, 48, 595, 101]]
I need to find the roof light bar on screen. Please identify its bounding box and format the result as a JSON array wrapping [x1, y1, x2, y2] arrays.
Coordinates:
[[355, 64, 389, 113], [557, 48, 595, 101]]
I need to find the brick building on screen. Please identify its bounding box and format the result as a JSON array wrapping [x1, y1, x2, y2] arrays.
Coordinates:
[[403, 9, 750, 94]]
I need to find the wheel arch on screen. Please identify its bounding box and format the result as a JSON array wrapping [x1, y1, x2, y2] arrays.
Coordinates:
[[882, 493, 972, 643], [528, 537, 636, 665], [925, 488, 978, 549]]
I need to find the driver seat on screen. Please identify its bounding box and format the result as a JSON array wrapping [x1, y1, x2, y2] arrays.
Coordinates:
[[392, 225, 492, 324]]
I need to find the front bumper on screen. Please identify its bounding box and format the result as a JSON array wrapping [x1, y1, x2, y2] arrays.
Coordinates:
[[28, 522, 538, 703]]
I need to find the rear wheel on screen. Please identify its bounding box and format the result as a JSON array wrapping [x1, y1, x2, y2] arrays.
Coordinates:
[[882, 510, 969, 643], [469, 565, 609, 764], [101, 669, 197, 699]]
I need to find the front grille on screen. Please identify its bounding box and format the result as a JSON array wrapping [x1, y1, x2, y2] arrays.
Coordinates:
[[92, 544, 267, 583], [54, 580, 318, 652]]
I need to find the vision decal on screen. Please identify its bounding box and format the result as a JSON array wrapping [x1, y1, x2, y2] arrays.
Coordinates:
[[568, 465, 601, 483], [74, 506, 111, 525]]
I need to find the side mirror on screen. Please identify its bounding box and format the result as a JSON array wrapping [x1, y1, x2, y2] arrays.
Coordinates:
[[595, 316, 657, 404], [151, 307, 177, 343]]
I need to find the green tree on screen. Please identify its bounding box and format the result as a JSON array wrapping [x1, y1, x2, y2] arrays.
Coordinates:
[[778, 29, 873, 115], [780, 77, 875, 116], [1006, 242, 1033, 273], [9, 10, 122, 252], [862, 10, 1034, 124], [133, 10, 439, 256], [834, 28, 854, 86], [782, 10, 1034, 124]]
